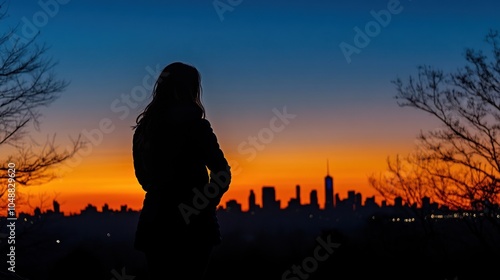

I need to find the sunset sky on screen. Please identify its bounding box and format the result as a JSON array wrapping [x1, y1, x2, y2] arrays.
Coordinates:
[[3, 0, 499, 214]]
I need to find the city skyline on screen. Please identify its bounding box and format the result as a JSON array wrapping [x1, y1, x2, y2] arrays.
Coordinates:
[[20, 174, 429, 217], [2, 0, 499, 219], [13, 158, 386, 215], [5, 182, 496, 280]]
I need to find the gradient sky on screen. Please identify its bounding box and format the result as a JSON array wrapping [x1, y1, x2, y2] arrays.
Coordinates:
[[3, 0, 499, 214]]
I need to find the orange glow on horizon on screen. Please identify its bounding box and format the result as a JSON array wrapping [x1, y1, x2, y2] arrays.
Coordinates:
[[5, 125, 418, 216], [11, 145, 394, 215]]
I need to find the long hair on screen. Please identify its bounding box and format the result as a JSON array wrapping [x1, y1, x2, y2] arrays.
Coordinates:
[[133, 62, 205, 129]]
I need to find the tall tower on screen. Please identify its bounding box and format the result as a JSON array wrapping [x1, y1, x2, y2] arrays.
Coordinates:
[[325, 159, 334, 210], [295, 184, 301, 205], [53, 200, 60, 214], [249, 189, 258, 212], [262, 186, 280, 211], [309, 190, 319, 210]]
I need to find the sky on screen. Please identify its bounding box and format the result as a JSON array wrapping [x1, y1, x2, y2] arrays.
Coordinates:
[[2, 0, 500, 214]]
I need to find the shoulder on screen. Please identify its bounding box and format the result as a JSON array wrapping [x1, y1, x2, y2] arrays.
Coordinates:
[[132, 123, 144, 142], [194, 119, 220, 143], [199, 118, 212, 128], [197, 118, 218, 133]]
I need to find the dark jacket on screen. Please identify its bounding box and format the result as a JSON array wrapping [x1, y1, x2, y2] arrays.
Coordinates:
[[132, 103, 231, 252]]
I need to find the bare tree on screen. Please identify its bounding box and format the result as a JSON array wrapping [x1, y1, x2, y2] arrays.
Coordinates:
[[370, 30, 500, 250], [0, 4, 85, 214], [369, 149, 446, 237], [393, 30, 500, 211]]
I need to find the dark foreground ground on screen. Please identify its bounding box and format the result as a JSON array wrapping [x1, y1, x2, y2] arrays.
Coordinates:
[[1, 210, 499, 280]]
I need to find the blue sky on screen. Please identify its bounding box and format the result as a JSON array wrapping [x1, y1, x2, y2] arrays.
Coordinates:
[[6, 1, 499, 127]]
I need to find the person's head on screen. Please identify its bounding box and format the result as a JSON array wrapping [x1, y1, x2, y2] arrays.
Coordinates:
[[135, 62, 205, 127]]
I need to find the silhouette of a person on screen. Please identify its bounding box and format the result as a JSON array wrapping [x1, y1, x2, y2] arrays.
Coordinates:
[[132, 62, 231, 279]]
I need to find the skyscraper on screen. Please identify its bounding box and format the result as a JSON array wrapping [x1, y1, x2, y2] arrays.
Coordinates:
[[325, 159, 334, 210], [249, 189, 258, 212], [287, 185, 302, 210], [262, 186, 280, 211], [53, 200, 60, 214], [309, 190, 319, 210], [296, 184, 301, 205]]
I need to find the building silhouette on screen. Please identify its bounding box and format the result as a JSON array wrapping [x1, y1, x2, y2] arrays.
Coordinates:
[[324, 159, 334, 210], [287, 185, 302, 210], [262, 186, 280, 211], [226, 199, 242, 212], [309, 189, 320, 211], [249, 189, 259, 212], [53, 200, 60, 214], [102, 203, 110, 213], [295, 184, 301, 205]]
